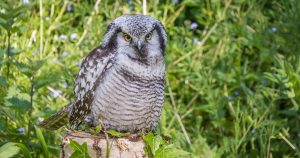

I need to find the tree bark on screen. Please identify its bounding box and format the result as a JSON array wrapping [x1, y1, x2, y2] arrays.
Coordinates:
[[60, 131, 147, 158]]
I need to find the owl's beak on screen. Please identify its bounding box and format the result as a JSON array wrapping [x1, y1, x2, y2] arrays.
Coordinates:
[[137, 40, 143, 50], [134, 40, 147, 58]]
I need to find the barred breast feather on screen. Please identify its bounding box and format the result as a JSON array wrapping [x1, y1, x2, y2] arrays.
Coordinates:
[[91, 63, 165, 132]]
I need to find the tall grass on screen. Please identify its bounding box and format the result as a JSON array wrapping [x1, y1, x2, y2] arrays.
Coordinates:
[[0, 0, 299, 157]]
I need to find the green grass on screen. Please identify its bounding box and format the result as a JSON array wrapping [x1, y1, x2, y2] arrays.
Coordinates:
[[0, 0, 300, 157]]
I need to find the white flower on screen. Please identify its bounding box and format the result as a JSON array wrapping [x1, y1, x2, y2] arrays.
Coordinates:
[[170, 0, 179, 4], [70, 33, 78, 40], [59, 34, 67, 40], [52, 58, 59, 63], [38, 117, 44, 122], [32, 50, 37, 56], [22, 0, 29, 4], [190, 22, 198, 30], [67, 4, 72, 12], [198, 41, 203, 46], [62, 82, 68, 88], [50, 90, 62, 98], [62, 51, 69, 57], [18, 127, 26, 133], [271, 27, 277, 32]]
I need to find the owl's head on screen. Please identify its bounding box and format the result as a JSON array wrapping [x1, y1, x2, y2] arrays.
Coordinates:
[[101, 14, 167, 65]]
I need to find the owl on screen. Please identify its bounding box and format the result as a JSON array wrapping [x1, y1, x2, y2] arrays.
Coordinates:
[[38, 14, 167, 133]]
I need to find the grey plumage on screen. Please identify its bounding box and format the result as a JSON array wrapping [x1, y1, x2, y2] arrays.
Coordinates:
[[38, 14, 167, 133]]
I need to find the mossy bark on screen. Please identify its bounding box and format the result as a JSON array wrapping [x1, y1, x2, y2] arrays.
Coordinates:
[[60, 131, 147, 158]]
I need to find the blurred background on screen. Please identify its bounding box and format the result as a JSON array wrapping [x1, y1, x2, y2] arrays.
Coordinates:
[[0, 0, 300, 157]]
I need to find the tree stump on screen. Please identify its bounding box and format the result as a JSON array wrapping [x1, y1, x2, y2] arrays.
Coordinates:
[[61, 131, 147, 158]]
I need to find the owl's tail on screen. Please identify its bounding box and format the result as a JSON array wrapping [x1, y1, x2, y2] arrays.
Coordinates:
[[38, 103, 73, 130]]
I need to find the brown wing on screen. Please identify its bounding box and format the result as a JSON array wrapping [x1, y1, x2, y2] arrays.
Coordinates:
[[38, 102, 73, 130], [69, 46, 114, 129]]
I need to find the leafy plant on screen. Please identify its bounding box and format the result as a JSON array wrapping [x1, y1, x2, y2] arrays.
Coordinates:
[[69, 139, 90, 158], [0, 142, 31, 158], [0, 3, 28, 78], [143, 133, 189, 158], [0, 0, 299, 157], [0, 142, 21, 158]]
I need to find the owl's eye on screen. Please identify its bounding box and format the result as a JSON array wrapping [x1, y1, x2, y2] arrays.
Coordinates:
[[145, 32, 152, 40], [123, 33, 132, 42]]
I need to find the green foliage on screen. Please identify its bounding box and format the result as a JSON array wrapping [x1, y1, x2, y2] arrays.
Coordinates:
[[0, 142, 20, 158], [35, 126, 49, 158], [69, 139, 90, 158], [16, 143, 32, 158], [0, 142, 31, 158], [143, 133, 189, 158], [0, 0, 300, 157]]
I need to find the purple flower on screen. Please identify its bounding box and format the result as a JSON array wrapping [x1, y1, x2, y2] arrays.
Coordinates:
[[271, 27, 277, 32], [62, 82, 68, 88], [170, 0, 179, 4], [32, 50, 37, 56], [190, 22, 198, 30], [50, 89, 62, 98], [67, 4, 73, 12], [18, 127, 26, 133], [70, 33, 78, 40], [62, 51, 69, 57], [60, 34, 67, 40], [22, 0, 29, 4], [52, 58, 59, 63]]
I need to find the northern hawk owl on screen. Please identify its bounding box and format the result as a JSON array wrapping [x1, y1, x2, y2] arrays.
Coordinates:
[[38, 14, 167, 133]]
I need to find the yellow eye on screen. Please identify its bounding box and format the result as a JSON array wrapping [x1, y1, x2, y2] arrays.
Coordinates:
[[145, 32, 152, 40], [123, 33, 132, 42]]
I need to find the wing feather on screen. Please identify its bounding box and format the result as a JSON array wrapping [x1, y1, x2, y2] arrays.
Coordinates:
[[69, 46, 114, 129]]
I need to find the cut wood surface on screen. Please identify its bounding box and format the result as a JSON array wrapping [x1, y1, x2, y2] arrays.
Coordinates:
[[61, 131, 147, 158]]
